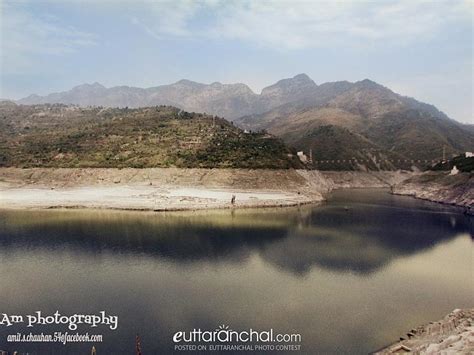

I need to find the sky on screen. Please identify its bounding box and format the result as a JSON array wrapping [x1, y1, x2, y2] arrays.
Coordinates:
[[0, 0, 472, 123]]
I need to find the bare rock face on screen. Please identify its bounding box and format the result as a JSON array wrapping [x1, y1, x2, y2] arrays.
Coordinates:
[[326, 79, 405, 119], [259, 73, 318, 111], [374, 309, 474, 354]]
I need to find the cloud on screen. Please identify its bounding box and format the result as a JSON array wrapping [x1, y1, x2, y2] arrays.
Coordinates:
[[130, 0, 204, 39], [132, 0, 472, 49], [0, 2, 98, 74]]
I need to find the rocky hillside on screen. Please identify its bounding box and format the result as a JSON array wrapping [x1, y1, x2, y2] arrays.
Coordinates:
[[375, 309, 474, 354], [237, 80, 474, 170], [0, 103, 302, 169], [393, 171, 474, 208], [13, 74, 473, 171]]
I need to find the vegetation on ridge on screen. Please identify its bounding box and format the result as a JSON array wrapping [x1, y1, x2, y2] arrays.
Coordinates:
[[0, 103, 302, 169]]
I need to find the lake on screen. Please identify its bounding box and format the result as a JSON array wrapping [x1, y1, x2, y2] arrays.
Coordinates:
[[0, 189, 472, 354]]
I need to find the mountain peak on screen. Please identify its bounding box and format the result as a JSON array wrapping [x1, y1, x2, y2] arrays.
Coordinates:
[[274, 73, 316, 87], [72, 82, 106, 91], [355, 79, 385, 90], [292, 73, 313, 82], [261, 74, 317, 96], [91, 81, 105, 88], [174, 79, 202, 87]]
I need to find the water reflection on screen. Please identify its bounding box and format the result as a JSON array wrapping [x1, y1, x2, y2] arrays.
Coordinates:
[[0, 191, 471, 275], [0, 189, 472, 354]]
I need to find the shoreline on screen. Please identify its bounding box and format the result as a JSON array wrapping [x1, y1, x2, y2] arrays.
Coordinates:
[[391, 192, 473, 214], [392, 171, 473, 210], [2, 167, 471, 212], [0, 199, 322, 213], [373, 309, 474, 354], [0, 185, 323, 211], [0, 168, 333, 211]]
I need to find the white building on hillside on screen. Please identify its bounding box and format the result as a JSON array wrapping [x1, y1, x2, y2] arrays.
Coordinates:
[[297, 151, 308, 163]]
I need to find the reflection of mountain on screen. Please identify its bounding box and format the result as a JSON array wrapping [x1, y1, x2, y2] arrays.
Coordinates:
[[0, 212, 287, 265], [0, 192, 471, 275], [259, 203, 472, 275]]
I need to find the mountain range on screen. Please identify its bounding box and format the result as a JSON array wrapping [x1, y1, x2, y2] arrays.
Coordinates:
[[17, 74, 319, 120], [236, 78, 474, 168], [12, 74, 474, 169]]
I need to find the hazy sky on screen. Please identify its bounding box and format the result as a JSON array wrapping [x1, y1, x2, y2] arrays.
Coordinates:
[[1, 0, 472, 123]]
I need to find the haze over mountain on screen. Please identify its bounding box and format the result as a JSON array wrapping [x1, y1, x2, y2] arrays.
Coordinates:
[[14, 74, 474, 170], [17, 74, 321, 119]]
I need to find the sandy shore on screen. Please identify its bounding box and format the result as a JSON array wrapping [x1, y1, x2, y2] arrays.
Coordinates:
[[0, 185, 316, 210], [0, 168, 333, 211], [0, 168, 423, 211]]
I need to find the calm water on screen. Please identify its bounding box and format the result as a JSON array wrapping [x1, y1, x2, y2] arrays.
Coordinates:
[[0, 189, 472, 354]]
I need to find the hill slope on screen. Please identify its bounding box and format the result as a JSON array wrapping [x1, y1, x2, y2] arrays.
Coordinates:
[[236, 80, 474, 169], [0, 103, 301, 169], [13, 75, 473, 171]]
